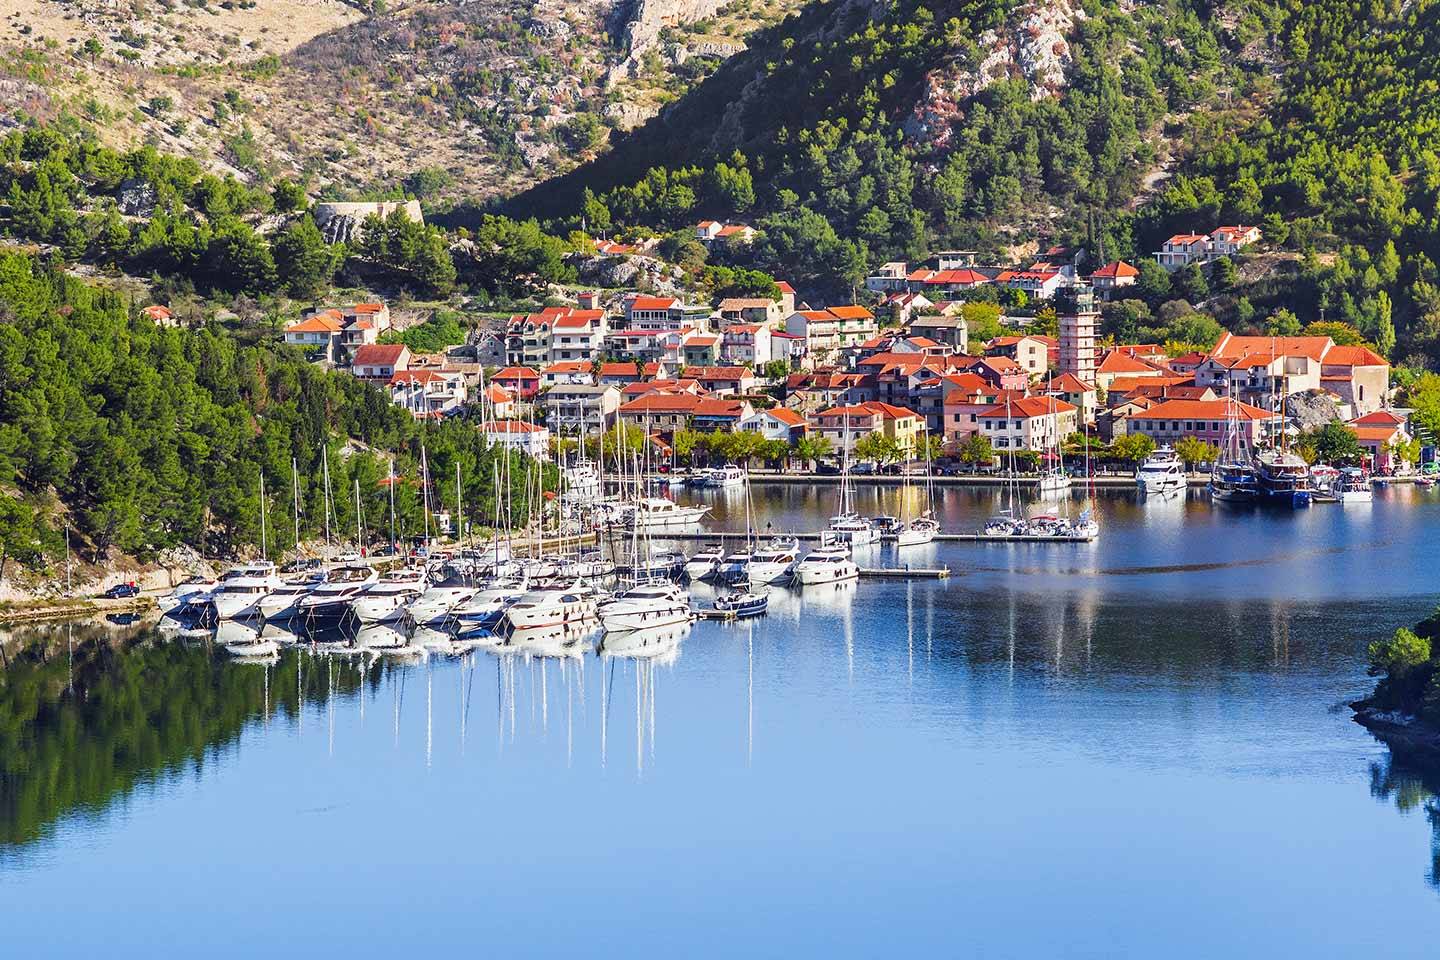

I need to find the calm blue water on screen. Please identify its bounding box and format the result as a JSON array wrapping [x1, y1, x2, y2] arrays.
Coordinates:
[[4, 485, 1440, 957]]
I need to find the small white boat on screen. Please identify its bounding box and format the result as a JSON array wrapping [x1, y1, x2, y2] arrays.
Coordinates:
[[792, 537, 859, 585], [828, 513, 878, 546], [158, 576, 219, 616], [1137, 447, 1186, 496], [451, 583, 529, 631], [704, 464, 748, 487], [404, 577, 477, 626], [1337, 466, 1373, 503], [1036, 468, 1072, 494], [299, 564, 379, 630], [895, 516, 939, 547], [718, 546, 753, 583], [210, 562, 284, 620], [714, 591, 768, 618]]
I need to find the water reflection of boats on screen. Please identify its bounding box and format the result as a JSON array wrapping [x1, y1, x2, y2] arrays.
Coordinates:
[[505, 621, 598, 659], [598, 621, 687, 663], [355, 622, 415, 652], [215, 619, 280, 658]]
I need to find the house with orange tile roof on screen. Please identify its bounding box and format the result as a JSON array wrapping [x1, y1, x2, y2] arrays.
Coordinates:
[[484, 382, 517, 419], [142, 304, 176, 326], [717, 297, 785, 329], [544, 383, 622, 432], [1348, 410, 1411, 471], [540, 360, 595, 388], [720, 323, 774, 367], [1090, 260, 1139, 298], [784, 305, 879, 358], [617, 391, 753, 434], [597, 361, 643, 386], [811, 401, 924, 457], [390, 369, 468, 418], [739, 406, 808, 443], [352, 343, 411, 381], [1041, 372, 1100, 425], [680, 365, 757, 397], [985, 334, 1052, 378], [955, 355, 1029, 392], [481, 419, 551, 461], [1094, 349, 1173, 392], [1154, 226, 1261, 270], [492, 366, 540, 400], [974, 395, 1078, 454], [1123, 398, 1272, 445], [695, 220, 755, 247], [1321, 344, 1391, 415], [681, 333, 723, 367]]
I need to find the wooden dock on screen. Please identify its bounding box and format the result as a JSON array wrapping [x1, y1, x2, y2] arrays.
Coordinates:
[[693, 607, 737, 621], [858, 567, 950, 579], [651, 531, 1096, 545]]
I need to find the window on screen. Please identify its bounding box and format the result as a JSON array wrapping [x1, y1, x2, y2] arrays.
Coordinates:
[[1172, 421, 1180, 431]]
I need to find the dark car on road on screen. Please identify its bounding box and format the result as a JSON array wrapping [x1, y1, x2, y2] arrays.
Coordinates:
[[103, 582, 140, 599]]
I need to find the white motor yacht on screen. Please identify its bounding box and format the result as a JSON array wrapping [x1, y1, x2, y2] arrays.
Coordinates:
[[1338, 466, 1373, 503], [257, 575, 322, 621], [351, 567, 428, 624], [684, 544, 725, 581], [158, 576, 219, 616], [500, 588, 599, 633], [1136, 447, 1186, 496], [746, 539, 799, 584], [299, 564, 379, 631], [404, 576, 477, 626], [450, 583, 530, 632], [209, 562, 284, 620], [598, 581, 693, 633], [625, 498, 710, 530], [792, 538, 859, 585], [718, 545, 753, 584]]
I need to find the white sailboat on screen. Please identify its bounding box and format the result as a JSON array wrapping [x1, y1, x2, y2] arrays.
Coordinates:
[[1036, 395, 1072, 495], [828, 417, 877, 546], [896, 426, 939, 547]]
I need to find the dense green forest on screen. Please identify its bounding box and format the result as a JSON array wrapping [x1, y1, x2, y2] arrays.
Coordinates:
[[0, 625, 378, 849], [0, 128, 456, 300], [0, 252, 548, 576]]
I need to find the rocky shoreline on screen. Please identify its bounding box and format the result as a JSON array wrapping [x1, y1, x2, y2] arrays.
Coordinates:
[[1352, 704, 1440, 758]]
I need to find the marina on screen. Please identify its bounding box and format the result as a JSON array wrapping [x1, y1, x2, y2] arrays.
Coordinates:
[[5, 484, 1440, 957]]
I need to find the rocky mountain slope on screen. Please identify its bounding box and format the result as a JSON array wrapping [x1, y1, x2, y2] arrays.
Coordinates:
[[0, 0, 799, 202]]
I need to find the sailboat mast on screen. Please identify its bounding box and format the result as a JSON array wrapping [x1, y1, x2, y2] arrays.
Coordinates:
[[322, 446, 333, 555], [259, 471, 267, 561], [388, 457, 396, 554], [291, 456, 301, 558], [354, 478, 362, 552], [421, 445, 432, 544], [455, 460, 463, 545]]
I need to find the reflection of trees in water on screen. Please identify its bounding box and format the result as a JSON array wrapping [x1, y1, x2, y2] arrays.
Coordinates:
[[1369, 750, 1440, 892], [0, 625, 377, 853]]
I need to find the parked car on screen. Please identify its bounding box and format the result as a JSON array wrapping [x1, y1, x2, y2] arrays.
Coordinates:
[[852, 461, 877, 475], [103, 582, 140, 599]]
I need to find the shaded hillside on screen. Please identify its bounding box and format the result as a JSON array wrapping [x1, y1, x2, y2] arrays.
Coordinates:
[[506, 0, 1260, 260]]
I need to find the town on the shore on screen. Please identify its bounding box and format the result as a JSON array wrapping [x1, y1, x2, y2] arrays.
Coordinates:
[[268, 221, 1412, 476]]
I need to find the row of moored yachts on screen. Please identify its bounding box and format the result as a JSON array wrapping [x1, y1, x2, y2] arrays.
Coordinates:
[[157, 536, 869, 657]]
